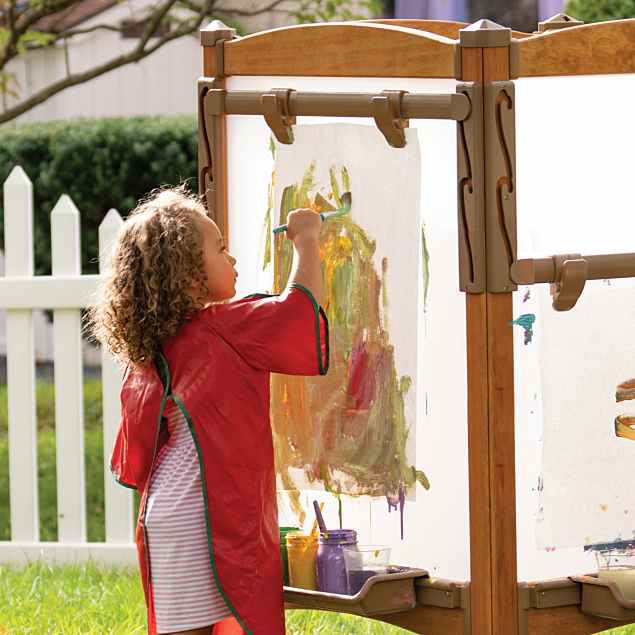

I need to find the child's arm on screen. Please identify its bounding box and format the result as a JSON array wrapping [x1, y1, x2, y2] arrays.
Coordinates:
[[205, 207, 329, 375], [285, 208, 324, 307]]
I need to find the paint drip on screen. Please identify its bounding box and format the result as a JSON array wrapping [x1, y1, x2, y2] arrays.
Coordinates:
[[386, 481, 406, 540]]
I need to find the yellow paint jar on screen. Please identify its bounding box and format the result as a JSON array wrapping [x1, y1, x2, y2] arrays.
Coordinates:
[[286, 532, 318, 590]]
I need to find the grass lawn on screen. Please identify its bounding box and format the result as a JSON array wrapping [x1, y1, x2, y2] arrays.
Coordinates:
[[0, 380, 634, 634], [0, 560, 412, 634], [0, 560, 634, 635]]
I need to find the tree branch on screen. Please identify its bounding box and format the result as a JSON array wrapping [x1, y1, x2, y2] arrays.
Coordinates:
[[0, 0, 82, 69], [0, 0, 212, 124], [214, 0, 289, 16], [2, 0, 21, 64], [136, 0, 179, 51], [14, 0, 80, 33], [56, 23, 124, 40]]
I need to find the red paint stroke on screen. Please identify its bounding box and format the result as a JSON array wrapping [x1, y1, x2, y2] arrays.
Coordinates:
[[345, 341, 377, 412]]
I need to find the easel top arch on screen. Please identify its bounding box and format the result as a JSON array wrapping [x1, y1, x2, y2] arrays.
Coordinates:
[[512, 18, 635, 77], [202, 17, 635, 81], [204, 21, 460, 79]]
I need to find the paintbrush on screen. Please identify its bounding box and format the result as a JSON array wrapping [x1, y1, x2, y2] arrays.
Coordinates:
[[272, 191, 352, 235], [310, 502, 325, 537], [313, 499, 328, 535]]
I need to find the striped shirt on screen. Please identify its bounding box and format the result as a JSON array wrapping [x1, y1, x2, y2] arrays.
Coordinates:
[[145, 402, 232, 633]]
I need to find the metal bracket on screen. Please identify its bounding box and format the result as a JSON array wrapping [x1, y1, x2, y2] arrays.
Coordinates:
[[484, 81, 517, 293], [214, 39, 226, 79], [371, 90, 409, 148], [262, 88, 296, 144], [549, 253, 588, 311], [456, 83, 485, 293], [203, 86, 226, 116], [415, 577, 470, 633], [198, 79, 226, 223], [518, 579, 581, 635], [198, 80, 214, 216]]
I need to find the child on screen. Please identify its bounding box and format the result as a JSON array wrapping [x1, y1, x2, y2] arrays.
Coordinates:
[[88, 185, 329, 635]]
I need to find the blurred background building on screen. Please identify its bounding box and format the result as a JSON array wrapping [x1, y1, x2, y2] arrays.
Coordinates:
[[385, 0, 566, 32]]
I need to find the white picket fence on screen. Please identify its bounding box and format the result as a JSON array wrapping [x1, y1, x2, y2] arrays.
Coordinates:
[[0, 166, 136, 567]]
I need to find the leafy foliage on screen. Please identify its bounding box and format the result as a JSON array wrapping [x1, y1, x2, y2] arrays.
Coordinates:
[[291, 0, 384, 22], [564, 0, 635, 21], [0, 115, 197, 276]]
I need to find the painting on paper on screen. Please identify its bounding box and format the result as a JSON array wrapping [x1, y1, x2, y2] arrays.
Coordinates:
[[261, 123, 428, 516], [519, 280, 635, 550]]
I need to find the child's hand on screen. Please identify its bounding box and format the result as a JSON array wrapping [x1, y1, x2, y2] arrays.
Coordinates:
[[285, 208, 322, 245]]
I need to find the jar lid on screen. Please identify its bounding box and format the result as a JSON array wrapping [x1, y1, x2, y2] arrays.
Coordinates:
[[318, 529, 358, 544]]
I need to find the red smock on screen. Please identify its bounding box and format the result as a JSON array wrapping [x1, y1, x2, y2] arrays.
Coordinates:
[[109, 284, 329, 635]]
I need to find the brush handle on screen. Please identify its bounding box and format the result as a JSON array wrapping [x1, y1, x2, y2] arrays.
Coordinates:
[[272, 191, 351, 235], [313, 499, 328, 534], [273, 210, 343, 235], [310, 502, 325, 537]]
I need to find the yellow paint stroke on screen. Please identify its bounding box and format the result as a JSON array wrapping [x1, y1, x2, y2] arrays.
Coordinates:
[[615, 378, 635, 442], [268, 160, 429, 509]]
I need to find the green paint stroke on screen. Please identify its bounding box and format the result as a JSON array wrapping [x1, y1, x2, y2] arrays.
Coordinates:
[[268, 159, 430, 505], [261, 145, 276, 270], [261, 184, 272, 270], [421, 224, 430, 312]]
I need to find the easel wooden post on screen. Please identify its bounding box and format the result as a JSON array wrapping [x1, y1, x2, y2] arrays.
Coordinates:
[[200, 19, 236, 243], [459, 19, 519, 635]]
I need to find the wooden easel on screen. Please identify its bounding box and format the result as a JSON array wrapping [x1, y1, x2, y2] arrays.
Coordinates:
[[198, 15, 635, 635]]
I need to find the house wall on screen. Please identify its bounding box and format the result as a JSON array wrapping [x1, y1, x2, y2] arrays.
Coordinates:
[[395, 0, 468, 21], [394, 0, 565, 26]]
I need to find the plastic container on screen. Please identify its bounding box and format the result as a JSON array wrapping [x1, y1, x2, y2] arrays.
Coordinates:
[[596, 548, 635, 600], [316, 529, 358, 594], [284, 565, 428, 615], [344, 545, 391, 595], [286, 532, 318, 590], [279, 526, 300, 586]]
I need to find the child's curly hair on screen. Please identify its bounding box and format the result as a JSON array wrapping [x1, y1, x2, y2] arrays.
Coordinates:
[[86, 184, 210, 368]]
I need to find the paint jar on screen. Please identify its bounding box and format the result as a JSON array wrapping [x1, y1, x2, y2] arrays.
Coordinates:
[[596, 549, 635, 599], [316, 529, 358, 594], [343, 545, 391, 595], [279, 526, 299, 586], [286, 532, 318, 590]]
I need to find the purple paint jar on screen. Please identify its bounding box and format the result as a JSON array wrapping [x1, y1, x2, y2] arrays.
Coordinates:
[[316, 529, 358, 594]]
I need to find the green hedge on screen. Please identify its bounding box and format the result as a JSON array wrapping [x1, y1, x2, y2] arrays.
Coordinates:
[[564, 0, 635, 21], [0, 116, 197, 276]]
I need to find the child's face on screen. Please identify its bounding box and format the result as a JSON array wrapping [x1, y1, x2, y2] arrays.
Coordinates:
[[194, 214, 237, 303]]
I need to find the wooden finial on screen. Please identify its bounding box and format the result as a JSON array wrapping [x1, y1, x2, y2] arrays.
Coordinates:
[[459, 19, 512, 48], [537, 13, 584, 33], [200, 19, 238, 46]]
